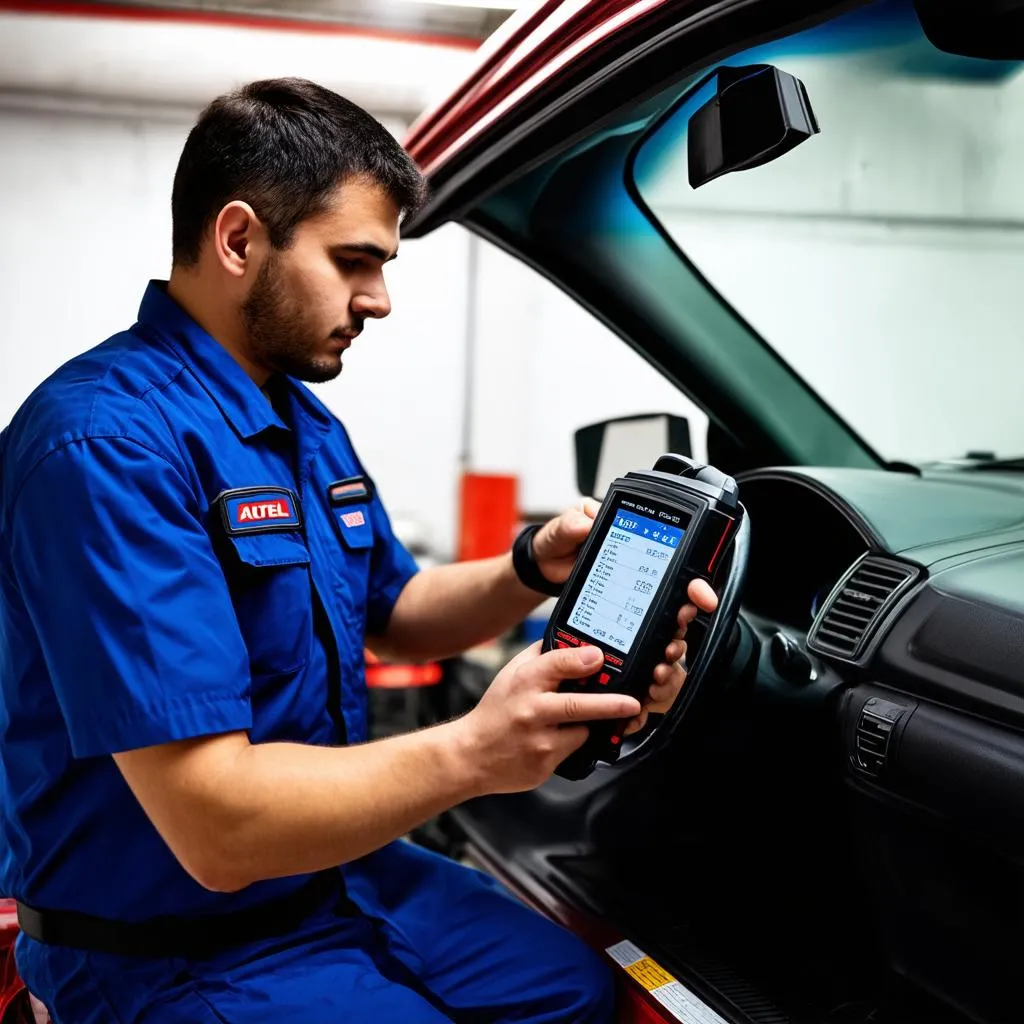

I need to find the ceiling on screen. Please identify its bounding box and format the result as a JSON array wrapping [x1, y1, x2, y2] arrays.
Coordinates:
[[71, 0, 519, 42]]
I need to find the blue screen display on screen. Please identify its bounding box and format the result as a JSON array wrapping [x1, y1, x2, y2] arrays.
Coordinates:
[[568, 512, 685, 654]]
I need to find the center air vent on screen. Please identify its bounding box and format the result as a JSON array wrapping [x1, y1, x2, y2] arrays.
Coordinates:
[[808, 556, 919, 661]]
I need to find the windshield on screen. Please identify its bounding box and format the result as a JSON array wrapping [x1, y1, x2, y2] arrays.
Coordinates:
[[630, 0, 1024, 466]]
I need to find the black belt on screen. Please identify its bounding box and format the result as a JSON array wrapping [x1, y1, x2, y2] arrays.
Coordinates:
[[16, 869, 346, 959]]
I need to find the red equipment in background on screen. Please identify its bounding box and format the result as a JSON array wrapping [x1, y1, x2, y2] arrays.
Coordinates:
[[456, 471, 519, 563]]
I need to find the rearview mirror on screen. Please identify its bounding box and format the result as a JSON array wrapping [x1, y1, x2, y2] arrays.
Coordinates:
[[688, 64, 820, 189], [575, 414, 692, 499]]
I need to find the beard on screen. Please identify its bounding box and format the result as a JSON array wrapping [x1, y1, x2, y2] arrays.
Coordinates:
[[241, 252, 354, 384]]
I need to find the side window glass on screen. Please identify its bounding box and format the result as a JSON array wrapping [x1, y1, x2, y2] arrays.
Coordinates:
[[470, 235, 710, 519]]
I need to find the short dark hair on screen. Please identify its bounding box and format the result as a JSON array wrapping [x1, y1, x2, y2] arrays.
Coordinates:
[[171, 77, 427, 266]]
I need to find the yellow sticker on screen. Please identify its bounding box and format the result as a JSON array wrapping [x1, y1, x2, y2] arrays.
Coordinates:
[[625, 956, 677, 992]]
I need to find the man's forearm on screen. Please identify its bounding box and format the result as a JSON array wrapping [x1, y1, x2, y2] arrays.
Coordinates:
[[371, 555, 545, 662], [116, 721, 483, 892]]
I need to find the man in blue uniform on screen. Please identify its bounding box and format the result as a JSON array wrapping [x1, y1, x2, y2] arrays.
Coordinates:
[[0, 79, 716, 1023]]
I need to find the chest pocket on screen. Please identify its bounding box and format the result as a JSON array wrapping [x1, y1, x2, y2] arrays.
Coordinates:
[[330, 503, 374, 618], [219, 531, 313, 677]]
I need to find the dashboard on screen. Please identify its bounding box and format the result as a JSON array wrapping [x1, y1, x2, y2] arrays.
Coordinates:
[[734, 464, 1024, 702], [734, 473, 871, 632], [728, 464, 1024, 1024]]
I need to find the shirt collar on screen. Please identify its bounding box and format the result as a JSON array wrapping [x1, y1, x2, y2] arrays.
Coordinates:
[[137, 280, 286, 440], [281, 377, 335, 485]]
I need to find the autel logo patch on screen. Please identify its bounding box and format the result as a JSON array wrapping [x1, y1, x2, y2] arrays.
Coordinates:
[[237, 499, 293, 524], [217, 487, 302, 535]]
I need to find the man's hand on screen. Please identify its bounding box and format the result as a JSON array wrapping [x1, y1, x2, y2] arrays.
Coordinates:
[[623, 577, 718, 736], [529, 499, 603, 587], [455, 643, 642, 793]]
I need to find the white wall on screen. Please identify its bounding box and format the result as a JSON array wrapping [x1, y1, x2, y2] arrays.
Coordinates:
[[0, 110, 190, 410], [463, 239, 708, 519]]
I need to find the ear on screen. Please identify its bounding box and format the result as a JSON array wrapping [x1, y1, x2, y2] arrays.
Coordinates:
[[211, 201, 265, 278]]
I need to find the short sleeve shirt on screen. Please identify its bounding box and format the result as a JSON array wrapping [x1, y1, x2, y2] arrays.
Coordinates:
[[0, 281, 419, 921]]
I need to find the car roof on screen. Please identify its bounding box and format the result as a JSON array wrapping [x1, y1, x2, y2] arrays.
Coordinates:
[[404, 0, 676, 179]]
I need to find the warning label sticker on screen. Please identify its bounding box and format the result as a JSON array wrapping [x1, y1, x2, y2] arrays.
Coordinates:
[[605, 940, 732, 1024], [625, 956, 676, 991]]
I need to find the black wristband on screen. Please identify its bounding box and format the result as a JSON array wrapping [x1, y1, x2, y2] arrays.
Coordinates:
[[511, 524, 564, 598]]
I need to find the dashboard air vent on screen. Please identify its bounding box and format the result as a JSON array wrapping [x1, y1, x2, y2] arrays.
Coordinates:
[[853, 697, 907, 778], [855, 708, 892, 776], [808, 556, 918, 661]]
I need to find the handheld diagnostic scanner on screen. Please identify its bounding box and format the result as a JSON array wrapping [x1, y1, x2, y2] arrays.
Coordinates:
[[542, 454, 743, 780]]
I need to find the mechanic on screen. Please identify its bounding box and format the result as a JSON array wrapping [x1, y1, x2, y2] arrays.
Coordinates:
[[0, 78, 717, 1023]]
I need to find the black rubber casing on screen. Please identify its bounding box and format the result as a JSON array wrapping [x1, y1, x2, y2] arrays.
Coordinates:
[[543, 455, 742, 779]]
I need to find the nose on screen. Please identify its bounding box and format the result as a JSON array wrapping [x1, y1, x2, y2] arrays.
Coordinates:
[[352, 279, 391, 321]]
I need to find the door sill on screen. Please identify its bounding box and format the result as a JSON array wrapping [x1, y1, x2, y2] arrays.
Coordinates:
[[459, 833, 794, 1024]]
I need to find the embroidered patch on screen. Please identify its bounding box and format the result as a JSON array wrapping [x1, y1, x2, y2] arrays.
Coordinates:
[[328, 476, 374, 507], [332, 500, 373, 550], [215, 486, 302, 535]]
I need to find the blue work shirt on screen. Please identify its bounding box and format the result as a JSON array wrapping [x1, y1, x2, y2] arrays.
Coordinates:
[[0, 281, 419, 922]]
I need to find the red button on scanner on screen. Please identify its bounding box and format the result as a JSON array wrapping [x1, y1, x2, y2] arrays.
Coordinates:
[[598, 672, 611, 686]]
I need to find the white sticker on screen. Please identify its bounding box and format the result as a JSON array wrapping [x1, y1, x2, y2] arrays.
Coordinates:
[[606, 939, 645, 967], [605, 939, 731, 1024], [649, 983, 731, 1024]]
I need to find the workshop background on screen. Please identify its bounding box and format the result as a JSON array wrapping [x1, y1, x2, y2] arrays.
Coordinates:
[[0, 0, 706, 565], [0, 0, 1021, 563]]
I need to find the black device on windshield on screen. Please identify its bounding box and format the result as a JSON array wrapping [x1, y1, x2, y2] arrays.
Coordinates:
[[542, 454, 743, 780]]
